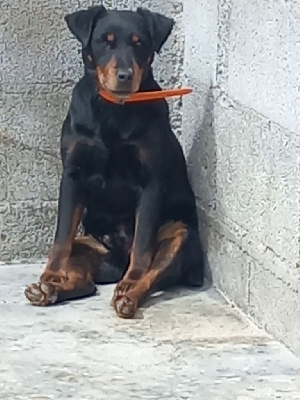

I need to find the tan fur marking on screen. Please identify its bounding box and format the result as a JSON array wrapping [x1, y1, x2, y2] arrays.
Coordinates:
[[96, 56, 118, 92], [132, 34, 140, 43], [46, 205, 84, 271], [157, 221, 188, 242], [73, 236, 109, 254], [137, 145, 148, 164], [107, 33, 115, 42]]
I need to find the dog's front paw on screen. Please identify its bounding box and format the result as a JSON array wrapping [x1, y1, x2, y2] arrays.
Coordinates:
[[113, 293, 138, 319], [111, 279, 136, 305], [25, 282, 58, 306]]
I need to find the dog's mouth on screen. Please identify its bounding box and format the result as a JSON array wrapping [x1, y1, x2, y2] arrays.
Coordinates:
[[107, 89, 135, 99], [97, 80, 137, 101], [96, 61, 143, 101]]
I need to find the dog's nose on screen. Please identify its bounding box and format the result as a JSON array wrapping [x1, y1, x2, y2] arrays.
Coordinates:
[[117, 68, 133, 83]]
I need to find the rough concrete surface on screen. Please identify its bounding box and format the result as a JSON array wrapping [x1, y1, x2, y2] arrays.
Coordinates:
[[1, 263, 300, 400]]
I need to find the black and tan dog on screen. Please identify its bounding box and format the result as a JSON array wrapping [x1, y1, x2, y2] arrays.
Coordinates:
[[25, 5, 205, 318]]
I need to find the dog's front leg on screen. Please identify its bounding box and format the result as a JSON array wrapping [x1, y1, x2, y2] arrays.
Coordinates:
[[24, 164, 86, 306], [112, 181, 161, 300], [48, 137, 107, 271], [25, 138, 108, 306], [48, 169, 84, 271]]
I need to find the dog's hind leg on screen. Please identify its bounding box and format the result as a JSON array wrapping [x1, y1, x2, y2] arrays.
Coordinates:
[[25, 236, 124, 306]]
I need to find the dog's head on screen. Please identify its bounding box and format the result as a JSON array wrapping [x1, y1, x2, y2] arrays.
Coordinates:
[[65, 6, 174, 99]]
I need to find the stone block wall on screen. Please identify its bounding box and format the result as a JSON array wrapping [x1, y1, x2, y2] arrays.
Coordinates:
[[182, 0, 300, 355]]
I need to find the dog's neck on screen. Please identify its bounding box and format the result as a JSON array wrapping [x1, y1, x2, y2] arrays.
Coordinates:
[[138, 68, 159, 91]]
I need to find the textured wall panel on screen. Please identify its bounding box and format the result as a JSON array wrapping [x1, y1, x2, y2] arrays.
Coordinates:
[[215, 98, 299, 264], [181, 0, 218, 219], [182, 0, 300, 355], [0, 201, 57, 261], [228, 0, 300, 133]]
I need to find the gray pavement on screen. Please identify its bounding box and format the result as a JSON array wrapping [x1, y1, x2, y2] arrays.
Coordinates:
[[1, 263, 300, 400]]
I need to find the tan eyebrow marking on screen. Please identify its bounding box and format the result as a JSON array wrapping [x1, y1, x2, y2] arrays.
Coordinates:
[[132, 34, 140, 43], [107, 33, 115, 42]]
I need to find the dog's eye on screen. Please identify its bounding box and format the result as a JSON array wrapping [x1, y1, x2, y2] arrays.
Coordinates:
[[132, 35, 142, 47], [100, 33, 115, 48]]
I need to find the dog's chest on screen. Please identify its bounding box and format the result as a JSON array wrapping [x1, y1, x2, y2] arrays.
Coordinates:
[[103, 142, 149, 188], [85, 143, 149, 228]]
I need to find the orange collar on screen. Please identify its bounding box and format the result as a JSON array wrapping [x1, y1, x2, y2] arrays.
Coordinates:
[[99, 87, 192, 104]]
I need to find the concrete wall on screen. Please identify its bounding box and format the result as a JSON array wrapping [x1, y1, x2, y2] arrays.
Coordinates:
[[0, 0, 183, 261], [182, 0, 300, 355]]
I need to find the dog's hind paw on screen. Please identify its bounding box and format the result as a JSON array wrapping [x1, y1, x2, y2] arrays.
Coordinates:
[[25, 282, 58, 306]]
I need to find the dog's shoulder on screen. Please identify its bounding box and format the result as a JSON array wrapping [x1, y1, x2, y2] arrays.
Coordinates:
[[67, 74, 99, 134]]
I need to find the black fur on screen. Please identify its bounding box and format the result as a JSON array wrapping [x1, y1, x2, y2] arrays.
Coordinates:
[[56, 6, 204, 293], [24, 6, 206, 316]]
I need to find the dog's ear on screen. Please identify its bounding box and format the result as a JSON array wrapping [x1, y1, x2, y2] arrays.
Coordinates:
[[137, 8, 174, 53], [65, 5, 107, 47]]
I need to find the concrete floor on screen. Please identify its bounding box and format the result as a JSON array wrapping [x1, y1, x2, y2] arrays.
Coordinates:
[[1, 263, 300, 400]]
